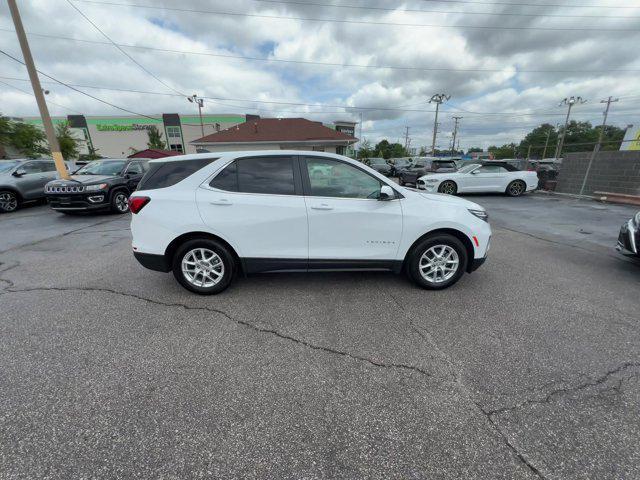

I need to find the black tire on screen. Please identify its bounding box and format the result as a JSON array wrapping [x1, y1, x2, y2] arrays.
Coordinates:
[[438, 181, 457, 195], [506, 180, 526, 197], [172, 239, 235, 295], [110, 190, 130, 214], [399, 177, 405, 186], [406, 234, 468, 290], [0, 190, 19, 213]]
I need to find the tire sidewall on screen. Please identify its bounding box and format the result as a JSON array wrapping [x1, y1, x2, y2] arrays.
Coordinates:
[[408, 234, 468, 290], [0, 190, 19, 213], [172, 239, 235, 294]]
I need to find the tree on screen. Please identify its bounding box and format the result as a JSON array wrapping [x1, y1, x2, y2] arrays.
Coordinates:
[[373, 139, 408, 159], [0, 115, 11, 147], [518, 124, 557, 159], [419, 146, 427, 156], [488, 143, 518, 160], [357, 138, 373, 160], [55, 121, 79, 160], [9, 122, 48, 158], [147, 126, 166, 149]]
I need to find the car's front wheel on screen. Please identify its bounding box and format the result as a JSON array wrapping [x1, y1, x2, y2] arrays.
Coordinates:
[[172, 239, 235, 294], [438, 181, 457, 195], [0, 190, 19, 213], [407, 234, 468, 290], [110, 190, 130, 213]]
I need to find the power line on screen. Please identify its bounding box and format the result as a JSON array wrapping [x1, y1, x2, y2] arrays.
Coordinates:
[[3, 28, 639, 75], [220, 0, 639, 19], [69, 0, 640, 32], [0, 79, 82, 113], [63, 0, 186, 97], [0, 49, 162, 121], [418, 0, 639, 9]]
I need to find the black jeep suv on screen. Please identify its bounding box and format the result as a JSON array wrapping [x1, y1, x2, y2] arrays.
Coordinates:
[[45, 159, 149, 214]]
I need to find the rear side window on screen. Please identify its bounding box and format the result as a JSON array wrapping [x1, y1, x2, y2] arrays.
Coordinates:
[[138, 158, 215, 190], [210, 156, 296, 195]]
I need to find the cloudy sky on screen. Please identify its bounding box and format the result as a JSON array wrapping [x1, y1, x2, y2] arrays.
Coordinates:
[[1, 0, 639, 151]]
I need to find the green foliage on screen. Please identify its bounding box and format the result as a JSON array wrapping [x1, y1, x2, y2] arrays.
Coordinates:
[[55, 121, 79, 160], [419, 146, 427, 156], [9, 122, 48, 158], [488, 143, 518, 160], [373, 139, 409, 159], [357, 138, 373, 160], [146, 126, 166, 149], [0, 115, 11, 146]]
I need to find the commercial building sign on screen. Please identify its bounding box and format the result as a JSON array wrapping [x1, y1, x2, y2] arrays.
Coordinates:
[[96, 124, 158, 132]]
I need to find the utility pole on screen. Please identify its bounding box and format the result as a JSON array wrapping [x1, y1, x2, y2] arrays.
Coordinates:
[[8, 0, 69, 179], [579, 96, 618, 196], [403, 126, 410, 151], [188, 94, 205, 137], [429, 93, 450, 155], [542, 126, 552, 159], [556, 96, 587, 160], [451, 116, 462, 156]]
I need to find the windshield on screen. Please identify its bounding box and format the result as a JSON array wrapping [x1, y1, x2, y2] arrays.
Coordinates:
[[0, 161, 20, 174], [457, 164, 480, 174], [75, 160, 126, 176]]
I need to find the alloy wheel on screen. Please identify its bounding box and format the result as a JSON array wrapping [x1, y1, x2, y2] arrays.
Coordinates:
[[509, 181, 524, 196], [419, 244, 460, 284], [181, 248, 225, 288], [114, 193, 129, 212], [0, 192, 18, 212], [440, 181, 456, 195]]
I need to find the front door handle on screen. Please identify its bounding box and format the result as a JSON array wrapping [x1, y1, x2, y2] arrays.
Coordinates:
[[210, 199, 232, 206], [311, 203, 333, 210]]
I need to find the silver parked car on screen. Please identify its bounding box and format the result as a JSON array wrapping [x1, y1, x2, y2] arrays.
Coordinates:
[[0, 159, 60, 213]]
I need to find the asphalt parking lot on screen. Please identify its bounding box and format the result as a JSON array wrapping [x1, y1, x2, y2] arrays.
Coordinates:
[[1, 193, 639, 479]]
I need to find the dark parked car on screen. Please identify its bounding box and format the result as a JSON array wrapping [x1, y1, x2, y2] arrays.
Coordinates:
[[398, 159, 457, 186], [617, 211, 639, 259], [0, 159, 60, 213], [367, 157, 392, 176], [45, 158, 149, 214]]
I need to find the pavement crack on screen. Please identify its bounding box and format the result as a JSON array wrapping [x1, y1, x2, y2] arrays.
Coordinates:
[[4, 286, 435, 379], [485, 361, 640, 417]]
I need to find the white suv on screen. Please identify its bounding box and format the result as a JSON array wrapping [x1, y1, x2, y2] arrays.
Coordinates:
[[129, 151, 491, 294]]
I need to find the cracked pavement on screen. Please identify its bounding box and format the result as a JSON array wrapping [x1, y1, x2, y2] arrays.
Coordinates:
[[1, 195, 639, 479]]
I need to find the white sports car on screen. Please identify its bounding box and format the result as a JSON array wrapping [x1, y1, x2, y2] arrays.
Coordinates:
[[416, 162, 539, 197]]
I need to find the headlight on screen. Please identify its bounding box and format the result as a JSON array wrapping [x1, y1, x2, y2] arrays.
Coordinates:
[[468, 209, 489, 222], [85, 183, 108, 192], [634, 212, 640, 227]]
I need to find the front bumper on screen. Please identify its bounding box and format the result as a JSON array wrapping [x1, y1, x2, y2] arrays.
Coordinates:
[[616, 219, 639, 257], [46, 192, 109, 211]]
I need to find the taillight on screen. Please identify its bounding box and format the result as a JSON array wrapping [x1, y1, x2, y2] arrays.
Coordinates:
[[129, 196, 150, 214]]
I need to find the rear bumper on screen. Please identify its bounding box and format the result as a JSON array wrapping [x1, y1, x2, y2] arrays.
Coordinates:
[[133, 251, 171, 272], [617, 220, 639, 257], [468, 257, 486, 272]]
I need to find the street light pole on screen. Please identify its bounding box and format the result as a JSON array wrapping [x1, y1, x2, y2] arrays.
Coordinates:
[[556, 96, 586, 160], [188, 94, 205, 137], [579, 96, 618, 196], [542, 126, 551, 159], [429, 93, 450, 155], [7, 0, 69, 179]]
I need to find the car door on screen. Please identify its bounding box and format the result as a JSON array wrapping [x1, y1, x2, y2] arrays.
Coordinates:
[[14, 161, 50, 199], [197, 155, 309, 270], [465, 165, 506, 192], [302, 156, 402, 264], [123, 161, 146, 191]]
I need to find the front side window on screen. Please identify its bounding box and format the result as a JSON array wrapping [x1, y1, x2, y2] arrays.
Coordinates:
[[306, 158, 382, 199], [21, 162, 43, 174], [477, 165, 507, 173], [236, 157, 296, 195], [37, 161, 57, 172]]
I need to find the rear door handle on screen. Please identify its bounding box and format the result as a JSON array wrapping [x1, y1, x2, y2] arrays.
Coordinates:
[[210, 199, 232, 206], [311, 203, 333, 210]]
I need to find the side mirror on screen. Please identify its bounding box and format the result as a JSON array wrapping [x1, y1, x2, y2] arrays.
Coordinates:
[[379, 185, 394, 201], [12, 168, 26, 177]]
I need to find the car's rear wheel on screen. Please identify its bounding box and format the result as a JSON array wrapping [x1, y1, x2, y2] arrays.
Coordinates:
[[172, 239, 235, 294], [438, 181, 457, 195], [407, 234, 468, 290], [506, 180, 526, 197], [110, 190, 130, 213], [0, 190, 19, 213]]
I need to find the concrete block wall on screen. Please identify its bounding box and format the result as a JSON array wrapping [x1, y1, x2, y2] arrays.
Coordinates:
[[555, 150, 640, 196]]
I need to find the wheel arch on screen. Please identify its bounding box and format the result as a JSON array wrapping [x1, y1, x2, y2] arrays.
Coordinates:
[[164, 231, 243, 275], [0, 186, 23, 201], [403, 228, 475, 273], [438, 179, 458, 192]]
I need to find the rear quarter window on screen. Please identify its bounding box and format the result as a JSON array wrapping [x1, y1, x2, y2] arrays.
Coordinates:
[[137, 158, 216, 190]]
